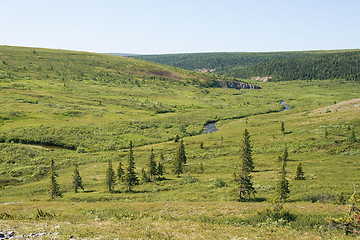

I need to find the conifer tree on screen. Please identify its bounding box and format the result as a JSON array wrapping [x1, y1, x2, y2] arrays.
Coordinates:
[[178, 140, 187, 164], [234, 129, 255, 201], [140, 168, 150, 183], [124, 141, 139, 191], [281, 121, 285, 133], [49, 159, 58, 177], [198, 163, 205, 174], [173, 147, 184, 178], [275, 146, 290, 202], [240, 129, 254, 171], [174, 135, 180, 142], [159, 151, 165, 162], [73, 165, 84, 193], [148, 148, 157, 181], [48, 159, 62, 199], [117, 160, 124, 181], [157, 162, 164, 179], [324, 129, 328, 138], [294, 162, 305, 180], [105, 160, 115, 192]]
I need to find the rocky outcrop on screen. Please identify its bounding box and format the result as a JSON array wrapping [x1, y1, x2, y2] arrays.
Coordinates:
[[216, 80, 261, 89]]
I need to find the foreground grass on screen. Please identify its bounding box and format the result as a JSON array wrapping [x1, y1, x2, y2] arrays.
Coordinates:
[[0, 201, 350, 239]]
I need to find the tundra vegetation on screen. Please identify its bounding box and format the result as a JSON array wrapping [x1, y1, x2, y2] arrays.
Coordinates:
[[0, 46, 360, 239]]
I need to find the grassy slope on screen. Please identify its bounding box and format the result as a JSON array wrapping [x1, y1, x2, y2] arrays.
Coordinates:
[[0, 46, 360, 239], [0, 45, 272, 152]]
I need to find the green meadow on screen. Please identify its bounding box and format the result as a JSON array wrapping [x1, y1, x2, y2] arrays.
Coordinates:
[[0, 46, 360, 239]]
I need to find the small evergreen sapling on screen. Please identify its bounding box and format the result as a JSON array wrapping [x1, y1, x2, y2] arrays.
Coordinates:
[[148, 148, 157, 181], [281, 121, 285, 133], [157, 162, 165, 180], [48, 159, 62, 199], [105, 160, 115, 192], [324, 129, 329, 138], [140, 168, 150, 183], [294, 162, 305, 180], [178, 140, 187, 164], [173, 141, 185, 178], [124, 141, 139, 191], [117, 160, 124, 181], [275, 145, 290, 202], [73, 165, 84, 193]]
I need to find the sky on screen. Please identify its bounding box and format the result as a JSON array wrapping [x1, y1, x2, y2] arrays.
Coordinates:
[[1, 0, 359, 54]]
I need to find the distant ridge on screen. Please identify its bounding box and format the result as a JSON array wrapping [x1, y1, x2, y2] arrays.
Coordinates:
[[131, 49, 360, 81], [106, 53, 141, 57]]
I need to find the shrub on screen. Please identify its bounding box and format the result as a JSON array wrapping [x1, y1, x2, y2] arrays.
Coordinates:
[[214, 178, 227, 188]]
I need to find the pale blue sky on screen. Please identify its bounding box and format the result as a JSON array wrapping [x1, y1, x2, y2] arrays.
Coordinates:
[[1, 0, 359, 54]]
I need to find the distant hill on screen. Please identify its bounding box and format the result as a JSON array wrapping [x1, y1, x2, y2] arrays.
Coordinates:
[[0, 45, 260, 152], [132, 50, 360, 81], [106, 53, 141, 57]]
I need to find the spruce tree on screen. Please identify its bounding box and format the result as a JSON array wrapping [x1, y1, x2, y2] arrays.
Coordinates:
[[73, 165, 84, 193], [278, 144, 288, 162], [275, 146, 290, 202], [294, 162, 305, 180], [173, 147, 184, 178], [157, 162, 164, 180], [124, 141, 139, 191], [148, 148, 157, 181], [178, 140, 187, 164], [240, 129, 254, 171], [159, 151, 165, 162], [281, 121, 285, 133], [174, 135, 180, 142], [199, 162, 205, 174], [105, 160, 115, 192], [234, 129, 255, 201], [48, 159, 62, 199], [324, 129, 328, 138], [117, 160, 124, 181], [140, 168, 150, 183]]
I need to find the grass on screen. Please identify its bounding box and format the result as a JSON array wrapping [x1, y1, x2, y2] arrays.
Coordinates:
[[0, 46, 360, 239]]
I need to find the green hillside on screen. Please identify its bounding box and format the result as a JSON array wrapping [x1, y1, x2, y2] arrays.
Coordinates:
[[0, 46, 262, 152], [132, 50, 360, 81], [1, 46, 360, 239]]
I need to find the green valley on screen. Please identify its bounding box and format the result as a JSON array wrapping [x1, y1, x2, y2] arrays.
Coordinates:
[[0, 46, 360, 239]]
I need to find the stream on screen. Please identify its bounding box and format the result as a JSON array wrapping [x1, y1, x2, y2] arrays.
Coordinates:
[[201, 100, 291, 134], [280, 100, 290, 111], [25, 143, 71, 150], [9, 101, 291, 147]]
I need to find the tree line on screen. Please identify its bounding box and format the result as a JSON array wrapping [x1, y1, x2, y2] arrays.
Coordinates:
[[228, 51, 360, 81], [133, 51, 360, 81]]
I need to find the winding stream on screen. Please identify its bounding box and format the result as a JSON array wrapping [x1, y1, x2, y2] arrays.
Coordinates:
[[280, 100, 290, 111], [201, 100, 291, 134], [25, 143, 71, 150]]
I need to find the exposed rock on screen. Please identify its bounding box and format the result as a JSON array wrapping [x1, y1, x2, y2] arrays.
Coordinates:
[[216, 80, 261, 90], [250, 76, 272, 82]]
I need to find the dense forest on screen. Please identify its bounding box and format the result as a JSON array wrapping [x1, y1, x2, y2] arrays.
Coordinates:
[[131, 50, 360, 81], [228, 51, 360, 81]]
